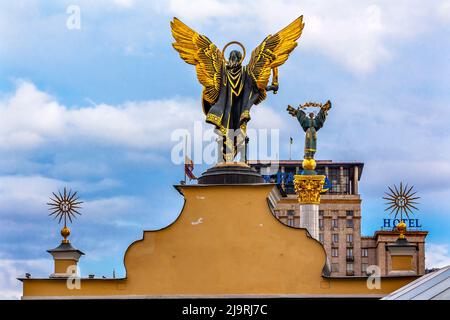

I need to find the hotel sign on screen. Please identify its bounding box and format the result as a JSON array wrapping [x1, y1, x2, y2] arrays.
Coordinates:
[[383, 218, 422, 229]]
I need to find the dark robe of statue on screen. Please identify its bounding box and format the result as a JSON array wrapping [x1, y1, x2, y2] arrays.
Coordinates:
[[295, 103, 330, 159], [202, 51, 264, 160]]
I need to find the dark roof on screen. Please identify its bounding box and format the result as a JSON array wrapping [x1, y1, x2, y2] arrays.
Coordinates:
[[47, 242, 84, 255]]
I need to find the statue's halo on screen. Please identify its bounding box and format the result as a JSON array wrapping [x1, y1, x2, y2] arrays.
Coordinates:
[[222, 41, 246, 64]]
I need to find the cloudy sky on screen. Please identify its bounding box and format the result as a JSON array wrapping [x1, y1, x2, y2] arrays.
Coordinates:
[[0, 0, 449, 299]]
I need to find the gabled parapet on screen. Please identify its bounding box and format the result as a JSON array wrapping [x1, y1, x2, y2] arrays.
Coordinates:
[[21, 183, 418, 298]]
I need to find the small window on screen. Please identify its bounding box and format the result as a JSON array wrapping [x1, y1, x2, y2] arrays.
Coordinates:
[[346, 210, 354, 217], [287, 217, 295, 227], [332, 248, 339, 257], [287, 210, 295, 216], [346, 263, 354, 272], [319, 210, 324, 216], [319, 219, 324, 229], [362, 248, 368, 257], [332, 219, 338, 228], [331, 263, 339, 272], [362, 263, 368, 274], [346, 219, 354, 228], [319, 233, 324, 243], [332, 234, 339, 243], [346, 248, 353, 257], [346, 234, 353, 243]]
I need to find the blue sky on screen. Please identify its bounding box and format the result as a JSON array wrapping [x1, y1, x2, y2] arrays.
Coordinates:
[[1, 0, 450, 299]]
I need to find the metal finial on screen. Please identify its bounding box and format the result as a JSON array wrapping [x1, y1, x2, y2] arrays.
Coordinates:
[[383, 183, 420, 239], [47, 187, 83, 243]]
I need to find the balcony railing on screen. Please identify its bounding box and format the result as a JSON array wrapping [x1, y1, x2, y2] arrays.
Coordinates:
[[346, 271, 355, 276], [346, 256, 354, 262]]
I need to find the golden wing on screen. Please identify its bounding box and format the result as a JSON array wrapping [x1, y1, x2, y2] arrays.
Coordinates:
[[247, 16, 305, 104], [171, 17, 224, 110]]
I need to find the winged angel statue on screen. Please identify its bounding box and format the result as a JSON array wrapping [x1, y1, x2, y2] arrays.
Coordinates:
[[171, 17, 305, 162]]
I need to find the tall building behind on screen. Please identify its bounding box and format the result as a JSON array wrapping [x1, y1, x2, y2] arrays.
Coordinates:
[[249, 160, 427, 277]]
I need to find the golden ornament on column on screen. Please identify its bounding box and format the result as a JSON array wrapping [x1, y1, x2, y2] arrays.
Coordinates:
[[294, 174, 326, 204]]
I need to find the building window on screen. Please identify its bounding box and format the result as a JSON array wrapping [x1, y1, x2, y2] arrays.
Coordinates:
[[346, 263, 354, 272], [332, 234, 339, 243], [342, 168, 349, 194], [331, 263, 339, 273], [319, 219, 324, 229], [362, 248, 368, 257], [346, 219, 354, 228], [287, 217, 294, 227], [332, 219, 338, 229], [319, 233, 324, 243], [346, 234, 353, 243], [346, 248, 353, 258], [362, 263, 368, 275], [287, 210, 295, 216], [319, 210, 324, 216], [329, 168, 340, 194], [332, 248, 339, 257], [346, 210, 354, 217]]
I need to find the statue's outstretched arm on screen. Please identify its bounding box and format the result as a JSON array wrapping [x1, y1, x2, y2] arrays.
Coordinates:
[[266, 68, 279, 93], [314, 100, 332, 130], [296, 109, 310, 132]]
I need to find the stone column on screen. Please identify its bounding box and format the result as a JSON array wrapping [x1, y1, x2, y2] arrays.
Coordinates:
[[353, 165, 359, 195], [299, 204, 320, 239]]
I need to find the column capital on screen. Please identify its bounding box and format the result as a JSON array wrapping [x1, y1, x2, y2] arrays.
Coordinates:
[[294, 175, 325, 204]]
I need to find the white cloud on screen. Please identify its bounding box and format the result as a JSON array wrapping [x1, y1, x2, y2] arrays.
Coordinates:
[[167, 0, 445, 74], [0, 175, 64, 215], [0, 175, 125, 219], [251, 104, 284, 130], [1, 1, 447, 75], [114, 0, 135, 8], [0, 258, 51, 300], [168, 0, 241, 19], [83, 195, 143, 222], [0, 81, 202, 150], [0, 81, 283, 152], [426, 243, 450, 269], [437, 0, 450, 22]]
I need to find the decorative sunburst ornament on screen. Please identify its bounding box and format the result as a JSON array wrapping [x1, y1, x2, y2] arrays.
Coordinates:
[[383, 182, 419, 239], [47, 188, 83, 243]]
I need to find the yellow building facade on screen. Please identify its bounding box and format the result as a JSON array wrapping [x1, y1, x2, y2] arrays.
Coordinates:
[[21, 183, 418, 299]]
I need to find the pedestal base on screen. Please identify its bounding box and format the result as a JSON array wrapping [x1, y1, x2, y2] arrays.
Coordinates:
[[197, 162, 264, 185]]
